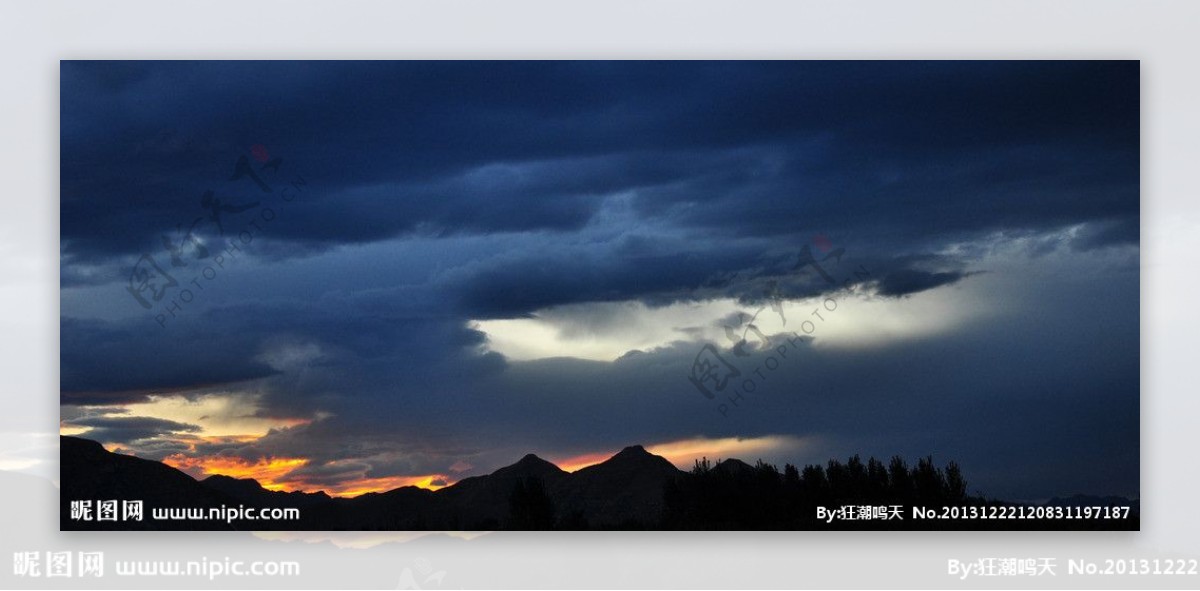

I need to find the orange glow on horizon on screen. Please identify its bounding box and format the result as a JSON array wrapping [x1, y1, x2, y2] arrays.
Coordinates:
[[59, 424, 91, 437], [646, 436, 804, 468], [554, 451, 612, 472], [553, 435, 809, 472], [65, 420, 805, 498], [162, 454, 309, 490], [61, 408, 454, 497], [330, 474, 451, 497], [160, 453, 451, 498]]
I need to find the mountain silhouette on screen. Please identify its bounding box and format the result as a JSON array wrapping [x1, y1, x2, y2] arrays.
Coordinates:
[[59, 436, 1138, 530], [432, 453, 569, 529], [554, 445, 680, 527], [710, 458, 755, 477], [60, 436, 236, 530], [201, 474, 332, 508], [494, 453, 567, 480]]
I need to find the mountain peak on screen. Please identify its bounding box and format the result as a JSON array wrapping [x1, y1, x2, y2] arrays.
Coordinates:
[[203, 474, 264, 487], [713, 458, 755, 475], [577, 444, 680, 477], [201, 474, 268, 496], [609, 445, 661, 464], [61, 435, 107, 457], [513, 453, 558, 471], [491, 453, 567, 479]]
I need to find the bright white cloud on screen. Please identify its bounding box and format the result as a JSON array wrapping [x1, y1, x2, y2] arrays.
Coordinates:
[[474, 284, 986, 362]]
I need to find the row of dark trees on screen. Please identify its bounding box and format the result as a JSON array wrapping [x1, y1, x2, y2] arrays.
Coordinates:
[[505, 454, 973, 530], [662, 455, 970, 529]]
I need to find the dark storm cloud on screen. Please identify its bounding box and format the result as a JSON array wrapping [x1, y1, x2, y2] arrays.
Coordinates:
[[59, 316, 279, 404], [437, 233, 770, 318], [436, 228, 988, 318], [873, 269, 976, 297], [61, 61, 1137, 271], [116, 438, 194, 461], [68, 415, 201, 445], [59, 294, 507, 406]]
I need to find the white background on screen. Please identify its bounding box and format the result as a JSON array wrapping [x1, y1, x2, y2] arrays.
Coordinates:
[[0, 0, 1196, 588]]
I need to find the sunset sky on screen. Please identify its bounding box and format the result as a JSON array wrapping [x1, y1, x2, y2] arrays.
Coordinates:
[[60, 61, 1139, 500]]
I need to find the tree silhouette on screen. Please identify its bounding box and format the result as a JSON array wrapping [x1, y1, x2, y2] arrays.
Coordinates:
[[888, 456, 913, 503], [944, 461, 967, 501], [783, 463, 800, 485]]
